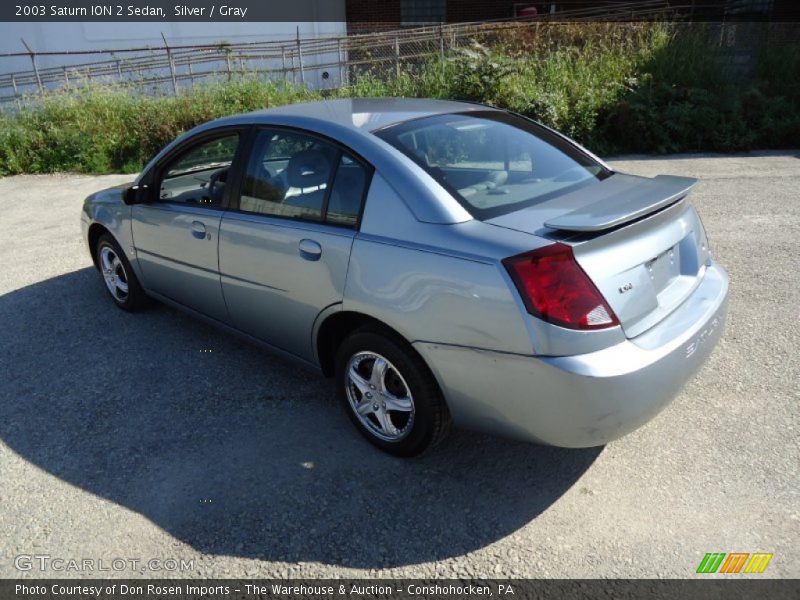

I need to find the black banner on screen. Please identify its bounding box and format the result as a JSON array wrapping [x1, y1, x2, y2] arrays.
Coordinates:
[[2, 580, 799, 600], [4, 1, 343, 22], [1, 0, 798, 23]]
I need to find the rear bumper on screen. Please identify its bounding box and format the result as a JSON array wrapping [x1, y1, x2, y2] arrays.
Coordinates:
[[414, 262, 729, 447]]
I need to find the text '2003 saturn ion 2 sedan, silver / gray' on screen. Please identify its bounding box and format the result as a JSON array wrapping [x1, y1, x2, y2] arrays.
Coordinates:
[[82, 98, 729, 456]]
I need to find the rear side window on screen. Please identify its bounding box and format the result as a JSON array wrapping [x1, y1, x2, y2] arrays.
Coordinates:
[[376, 111, 610, 220], [327, 154, 368, 227], [239, 129, 369, 227]]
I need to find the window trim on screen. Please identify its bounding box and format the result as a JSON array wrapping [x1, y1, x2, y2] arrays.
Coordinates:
[[230, 124, 374, 231], [145, 126, 253, 211]]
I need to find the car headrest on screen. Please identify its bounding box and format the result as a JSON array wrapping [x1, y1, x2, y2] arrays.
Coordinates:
[[486, 170, 508, 188], [412, 148, 431, 166], [286, 149, 330, 188]]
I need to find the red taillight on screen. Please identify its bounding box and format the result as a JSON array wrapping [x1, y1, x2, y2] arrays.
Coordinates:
[[503, 243, 620, 330]]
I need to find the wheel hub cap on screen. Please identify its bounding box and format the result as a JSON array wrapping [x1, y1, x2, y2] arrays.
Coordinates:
[[99, 246, 129, 301], [345, 351, 415, 442]]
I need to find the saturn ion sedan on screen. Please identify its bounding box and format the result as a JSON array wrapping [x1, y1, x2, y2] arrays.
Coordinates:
[[81, 98, 728, 456]]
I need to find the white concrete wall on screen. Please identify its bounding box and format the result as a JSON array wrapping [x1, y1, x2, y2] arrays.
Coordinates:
[[0, 15, 346, 88]]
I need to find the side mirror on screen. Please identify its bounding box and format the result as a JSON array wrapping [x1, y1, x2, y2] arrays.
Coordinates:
[[123, 184, 148, 205]]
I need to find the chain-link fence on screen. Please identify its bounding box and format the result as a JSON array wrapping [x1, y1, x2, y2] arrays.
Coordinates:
[[0, 0, 779, 109], [0, 22, 498, 108]]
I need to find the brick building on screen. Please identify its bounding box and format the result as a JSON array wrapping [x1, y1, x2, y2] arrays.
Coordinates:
[[346, 1, 575, 28], [345, 1, 791, 32]]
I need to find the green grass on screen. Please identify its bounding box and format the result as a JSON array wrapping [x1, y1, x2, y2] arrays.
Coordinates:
[[0, 79, 320, 175], [1, 22, 798, 176]]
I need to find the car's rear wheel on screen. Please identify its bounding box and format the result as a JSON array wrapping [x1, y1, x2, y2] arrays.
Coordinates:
[[335, 327, 451, 456], [95, 233, 149, 311]]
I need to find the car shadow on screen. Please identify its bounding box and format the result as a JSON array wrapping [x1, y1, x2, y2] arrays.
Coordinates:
[[0, 268, 602, 568]]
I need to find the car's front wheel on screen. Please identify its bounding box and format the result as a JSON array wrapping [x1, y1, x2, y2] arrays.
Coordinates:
[[335, 327, 451, 456], [95, 233, 149, 311]]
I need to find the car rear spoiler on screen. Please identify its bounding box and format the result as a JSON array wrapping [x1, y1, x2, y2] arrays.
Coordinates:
[[544, 174, 698, 232]]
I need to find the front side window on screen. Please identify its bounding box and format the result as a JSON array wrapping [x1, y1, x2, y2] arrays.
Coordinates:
[[375, 111, 611, 220], [239, 129, 369, 227], [158, 134, 239, 206]]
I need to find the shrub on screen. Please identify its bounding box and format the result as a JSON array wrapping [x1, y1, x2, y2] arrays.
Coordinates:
[[0, 78, 320, 176]]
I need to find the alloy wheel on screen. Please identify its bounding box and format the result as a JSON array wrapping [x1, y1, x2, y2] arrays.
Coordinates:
[[99, 246, 129, 302], [344, 351, 415, 442]]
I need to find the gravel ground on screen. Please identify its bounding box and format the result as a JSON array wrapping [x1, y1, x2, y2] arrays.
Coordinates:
[[0, 152, 797, 579]]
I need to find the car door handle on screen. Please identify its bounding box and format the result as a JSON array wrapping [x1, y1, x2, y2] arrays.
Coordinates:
[[191, 220, 207, 240], [298, 239, 322, 261]]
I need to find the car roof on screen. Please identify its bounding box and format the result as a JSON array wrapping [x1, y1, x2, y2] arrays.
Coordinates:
[[233, 98, 497, 132]]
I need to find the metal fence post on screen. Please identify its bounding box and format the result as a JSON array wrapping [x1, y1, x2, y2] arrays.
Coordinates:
[[344, 38, 351, 86], [63, 66, 69, 88], [439, 21, 446, 80], [281, 46, 287, 80], [20, 38, 43, 93], [395, 35, 400, 78], [188, 58, 194, 87], [11, 73, 21, 107], [296, 27, 305, 85], [337, 38, 345, 87], [161, 32, 178, 95]]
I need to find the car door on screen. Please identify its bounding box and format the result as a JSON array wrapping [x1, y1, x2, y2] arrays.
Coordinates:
[[131, 129, 246, 321], [218, 127, 372, 362]]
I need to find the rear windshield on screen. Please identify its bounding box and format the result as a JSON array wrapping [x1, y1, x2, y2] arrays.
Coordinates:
[[375, 111, 611, 220]]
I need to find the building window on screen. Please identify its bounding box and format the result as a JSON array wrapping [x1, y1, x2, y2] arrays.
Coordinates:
[[401, 0, 447, 25]]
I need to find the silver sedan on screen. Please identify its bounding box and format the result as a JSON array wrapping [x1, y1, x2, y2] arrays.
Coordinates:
[[81, 98, 729, 456]]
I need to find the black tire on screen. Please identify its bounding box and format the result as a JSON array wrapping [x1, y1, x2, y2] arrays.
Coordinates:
[[335, 326, 451, 457], [95, 233, 150, 311]]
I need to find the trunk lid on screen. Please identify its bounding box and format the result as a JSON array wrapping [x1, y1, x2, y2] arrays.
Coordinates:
[[487, 173, 711, 338]]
